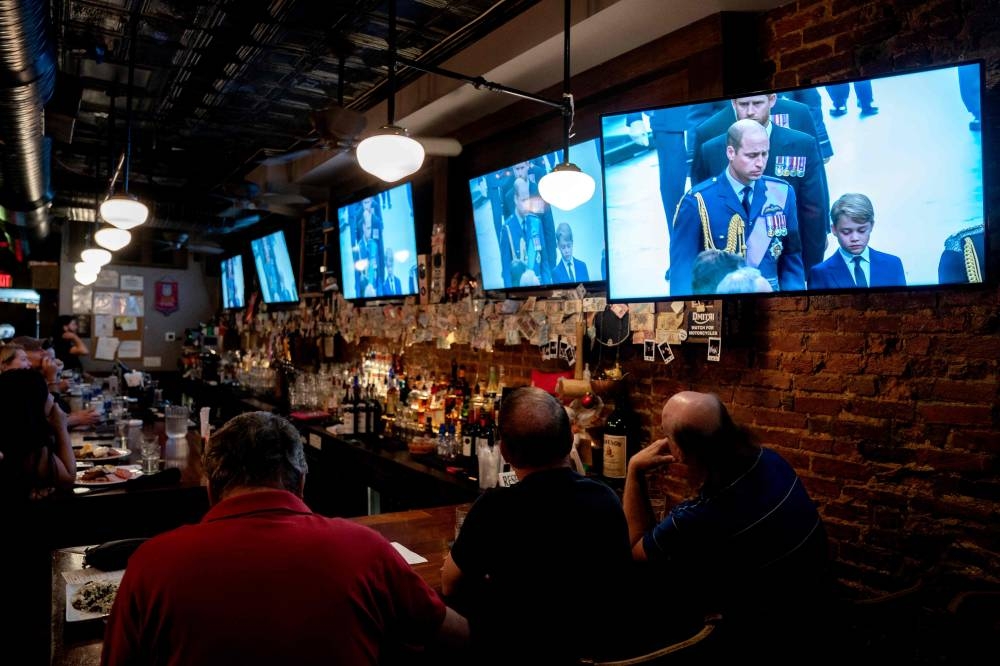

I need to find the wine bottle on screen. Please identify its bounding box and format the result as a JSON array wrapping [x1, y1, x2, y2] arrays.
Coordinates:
[[601, 395, 630, 484], [341, 380, 356, 435], [354, 379, 368, 436]]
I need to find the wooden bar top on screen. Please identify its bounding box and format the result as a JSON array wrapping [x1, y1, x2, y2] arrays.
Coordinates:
[[50, 502, 466, 666]]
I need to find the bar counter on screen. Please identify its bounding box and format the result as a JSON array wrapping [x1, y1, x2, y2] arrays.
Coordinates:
[[50, 503, 465, 665], [31, 423, 209, 551]]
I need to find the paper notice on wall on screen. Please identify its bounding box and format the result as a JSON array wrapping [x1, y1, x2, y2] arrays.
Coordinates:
[[71, 286, 93, 314], [124, 295, 144, 316], [120, 274, 143, 291], [114, 316, 138, 331], [92, 292, 114, 315], [94, 337, 120, 361], [118, 341, 142, 359], [94, 270, 119, 289], [94, 315, 114, 338]]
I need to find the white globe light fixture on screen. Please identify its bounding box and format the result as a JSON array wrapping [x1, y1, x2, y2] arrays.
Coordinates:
[[393, 249, 411, 264], [356, 126, 425, 183], [95, 226, 132, 252], [80, 248, 112, 267], [75, 270, 98, 285], [538, 163, 596, 212], [74, 261, 100, 276], [99, 193, 149, 230]]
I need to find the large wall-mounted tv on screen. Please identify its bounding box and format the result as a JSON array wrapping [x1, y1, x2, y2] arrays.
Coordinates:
[[469, 138, 606, 292], [601, 60, 986, 302], [250, 229, 299, 304], [220, 254, 245, 309], [336, 181, 419, 300]]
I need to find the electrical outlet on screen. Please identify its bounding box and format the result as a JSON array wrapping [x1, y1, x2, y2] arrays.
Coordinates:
[[165, 331, 176, 342]]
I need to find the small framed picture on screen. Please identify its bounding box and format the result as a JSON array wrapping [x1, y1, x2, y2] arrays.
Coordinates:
[[643, 339, 656, 362], [707, 336, 722, 362], [658, 341, 674, 364]]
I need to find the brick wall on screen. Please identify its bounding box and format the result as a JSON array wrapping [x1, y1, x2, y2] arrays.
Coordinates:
[[354, 0, 999, 600]]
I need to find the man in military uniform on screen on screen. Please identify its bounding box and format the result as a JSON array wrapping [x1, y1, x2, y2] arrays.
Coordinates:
[[670, 119, 805, 296], [938, 224, 984, 284], [691, 93, 830, 275]]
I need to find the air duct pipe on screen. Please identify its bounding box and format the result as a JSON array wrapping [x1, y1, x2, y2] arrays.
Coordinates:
[[0, 0, 56, 238]]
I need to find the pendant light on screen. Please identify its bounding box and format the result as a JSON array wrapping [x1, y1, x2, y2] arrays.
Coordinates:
[[537, 0, 595, 211], [356, 0, 425, 182], [80, 247, 112, 267], [95, 226, 132, 251], [99, 11, 148, 230]]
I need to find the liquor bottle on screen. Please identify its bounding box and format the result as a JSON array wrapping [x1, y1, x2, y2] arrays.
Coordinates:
[[367, 383, 382, 437], [354, 379, 368, 437], [341, 379, 356, 435], [601, 394, 630, 485]]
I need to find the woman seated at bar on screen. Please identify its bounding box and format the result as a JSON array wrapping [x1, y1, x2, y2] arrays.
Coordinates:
[[441, 387, 633, 664], [0, 368, 78, 502], [0, 368, 78, 663]]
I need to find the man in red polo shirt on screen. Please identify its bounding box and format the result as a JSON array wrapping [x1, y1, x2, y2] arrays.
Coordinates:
[[102, 411, 468, 665]]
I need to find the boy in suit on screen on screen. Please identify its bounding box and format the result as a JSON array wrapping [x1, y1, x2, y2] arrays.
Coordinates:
[[552, 222, 589, 284], [808, 193, 905, 290]]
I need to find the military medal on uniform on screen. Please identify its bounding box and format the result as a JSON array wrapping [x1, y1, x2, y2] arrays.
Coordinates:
[[762, 203, 787, 258], [774, 155, 805, 178]]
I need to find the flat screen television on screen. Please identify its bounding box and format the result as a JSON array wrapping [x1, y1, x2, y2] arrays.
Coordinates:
[[601, 60, 986, 302], [220, 254, 245, 309], [468, 137, 606, 291], [336, 181, 419, 300], [250, 229, 299, 304]]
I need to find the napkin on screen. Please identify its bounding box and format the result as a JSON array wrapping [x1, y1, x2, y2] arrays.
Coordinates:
[[200, 407, 211, 440], [391, 542, 428, 565]]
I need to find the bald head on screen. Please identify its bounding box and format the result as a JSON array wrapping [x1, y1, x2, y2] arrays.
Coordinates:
[[660, 391, 755, 475], [498, 386, 572, 469], [661, 391, 724, 442]]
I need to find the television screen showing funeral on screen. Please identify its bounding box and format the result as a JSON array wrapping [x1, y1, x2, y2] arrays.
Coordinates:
[[337, 181, 419, 300], [601, 60, 986, 302], [251, 230, 300, 304], [468, 138, 607, 292]]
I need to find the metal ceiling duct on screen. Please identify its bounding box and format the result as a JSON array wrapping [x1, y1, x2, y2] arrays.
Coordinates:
[[0, 0, 56, 238]]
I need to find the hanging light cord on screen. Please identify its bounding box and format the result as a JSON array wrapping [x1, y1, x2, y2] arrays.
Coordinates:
[[387, 0, 397, 125], [560, 0, 572, 162], [124, 8, 138, 194]]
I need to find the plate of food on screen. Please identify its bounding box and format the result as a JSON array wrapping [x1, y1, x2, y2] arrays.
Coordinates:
[[66, 571, 125, 621], [75, 465, 142, 486], [76, 444, 131, 463]]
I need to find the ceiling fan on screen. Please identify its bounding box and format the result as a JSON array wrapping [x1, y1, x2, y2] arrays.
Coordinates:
[[152, 232, 225, 255], [210, 179, 312, 219], [260, 48, 461, 169]]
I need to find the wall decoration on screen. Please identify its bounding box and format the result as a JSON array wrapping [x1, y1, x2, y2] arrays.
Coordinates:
[[154, 278, 179, 315]]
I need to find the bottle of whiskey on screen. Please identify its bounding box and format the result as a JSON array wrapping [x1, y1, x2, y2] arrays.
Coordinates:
[[601, 394, 630, 486]]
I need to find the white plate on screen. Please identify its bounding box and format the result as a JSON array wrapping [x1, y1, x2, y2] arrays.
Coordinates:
[[76, 447, 132, 463], [74, 466, 143, 486], [65, 571, 125, 622]]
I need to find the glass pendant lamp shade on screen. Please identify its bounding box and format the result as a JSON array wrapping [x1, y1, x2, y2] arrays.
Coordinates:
[[95, 226, 132, 251], [538, 163, 596, 211], [80, 248, 112, 267], [74, 261, 100, 276], [99, 193, 149, 230], [75, 270, 98, 285], [356, 126, 425, 182]]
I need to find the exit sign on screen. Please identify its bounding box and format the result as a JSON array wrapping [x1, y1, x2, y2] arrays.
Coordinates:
[[0, 273, 11, 288]]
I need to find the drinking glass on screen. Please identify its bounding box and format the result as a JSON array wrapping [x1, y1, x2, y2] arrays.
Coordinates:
[[140, 437, 160, 474], [165, 405, 189, 438]]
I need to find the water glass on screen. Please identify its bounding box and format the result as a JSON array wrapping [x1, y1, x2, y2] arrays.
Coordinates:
[[165, 405, 189, 438], [140, 437, 160, 474], [115, 419, 129, 447]]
